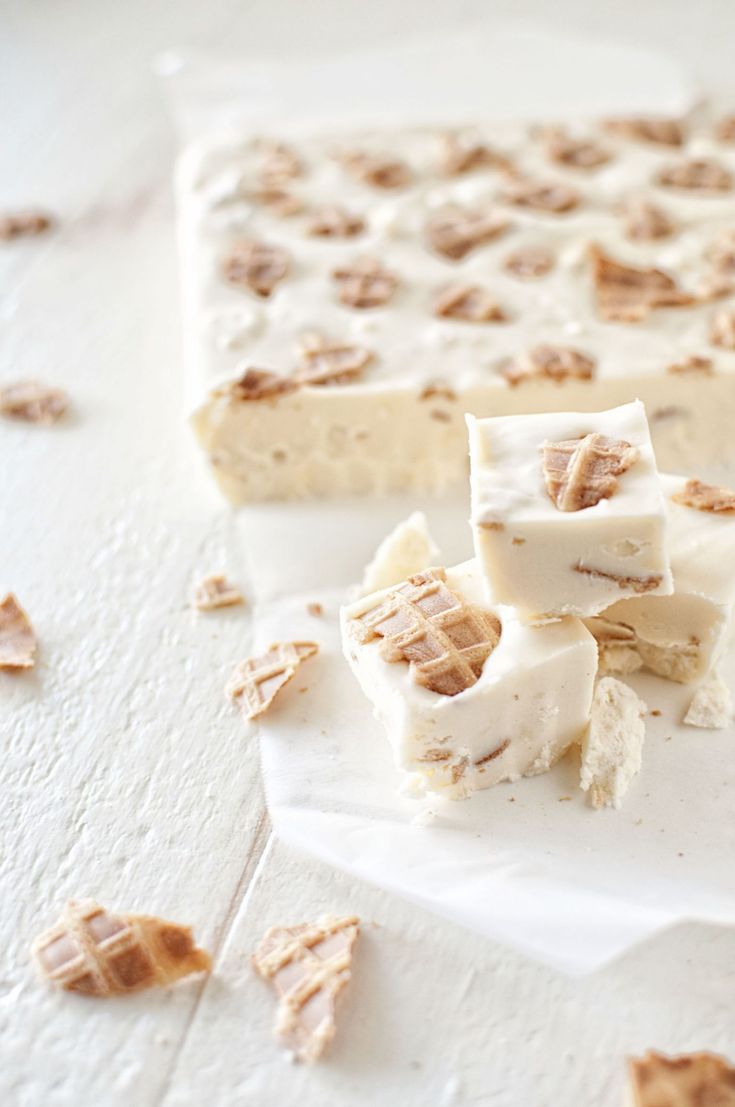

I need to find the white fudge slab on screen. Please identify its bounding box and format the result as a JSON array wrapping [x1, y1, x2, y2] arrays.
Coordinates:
[[588, 473, 735, 682], [468, 400, 673, 620], [341, 559, 597, 797], [177, 106, 735, 502]]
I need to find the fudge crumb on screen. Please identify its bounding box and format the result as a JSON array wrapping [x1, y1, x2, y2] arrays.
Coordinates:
[[590, 244, 694, 322], [306, 602, 323, 617], [332, 258, 398, 309], [580, 677, 646, 809], [0, 593, 37, 671], [0, 381, 69, 424], [217, 368, 298, 403], [438, 133, 513, 176], [192, 574, 244, 611], [710, 308, 735, 349], [684, 672, 733, 729], [666, 355, 713, 375], [433, 284, 507, 323], [603, 116, 684, 146], [502, 345, 595, 387], [502, 244, 554, 279], [650, 709, 662, 717], [622, 198, 674, 242], [657, 158, 732, 192], [306, 205, 365, 238], [340, 150, 412, 190], [296, 333, 373, 385], [32, 899, 211, 995], [499, 177, 579, 213], [252, 914, 359, 1063], [671, 477, 735, 514], [222, 239, 290, 298], [0, 210, 54, 240], [627, 1051, 735, 1107], [542, 432, 638, 512], [226, 641, 318, 720], [352, 567, 501, 697], [546, 129, 612, 170], [425, 207, 509, 261]]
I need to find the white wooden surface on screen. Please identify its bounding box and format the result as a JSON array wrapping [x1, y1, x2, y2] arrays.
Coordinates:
[[2, 3, 735, 1105]]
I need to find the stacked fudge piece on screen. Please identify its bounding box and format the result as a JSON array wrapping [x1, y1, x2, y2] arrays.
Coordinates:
[[341, 401, 735, 806]]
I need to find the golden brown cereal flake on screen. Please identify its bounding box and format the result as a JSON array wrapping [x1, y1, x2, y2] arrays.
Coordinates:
[[332, 258, 398, 309], [656, 158, 732, 192], [425, 206, 509, 261], [306, 205, 365, 238], [0, 381, 68, 424], [437, 133, 514, 176], [542, 432, 638, 512], [222, 239, 290, 298], [627, 1050, 735, 1107], [251, 188, 304, 217], [573, 563, 663, 594], [258, 141, 303, 184], [716, 115, 735, 143], [296, 334, 373, 385], [352, 567, 501, 697], [711, 308, 735, 349], [499, 177, 580, 213], [192, 574, 244, 611], [433, 284, 507, 323], [502, 244, 554, 279], [590, 244, 694, 322], [501, 345, 595, 387], [252, 914, 360, 1063], [340, 151, 412, 190], [622, 198, 675, 242], [0, 593, 37, 671], [32, 899, 211, 996], [226, 641, 318, 720], [672, 477, 735, 514], [306, 602, 323, 617], [604, 116, 684, 146], [0, 210, 54, 240], [545, 129, 612, 170], [706, 228, 735, 273], [419, 381, 457, 402], [217, 367, 297, 403], [666, 354, 713, 375]]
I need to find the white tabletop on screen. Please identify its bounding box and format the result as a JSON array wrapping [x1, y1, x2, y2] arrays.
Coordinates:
[[3, 3, 735, 1104]]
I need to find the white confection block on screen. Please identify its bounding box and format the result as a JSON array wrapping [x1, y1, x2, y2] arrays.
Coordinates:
[[468, 400, 673, 620], [580, 677, 646, 810], [588, 473, 735, 682], [341, 560, 597, 798]]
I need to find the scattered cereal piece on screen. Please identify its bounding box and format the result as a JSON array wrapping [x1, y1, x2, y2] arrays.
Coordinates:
[[32, 899, 211, 996], [542, 433, 638, 512], [684, 672, 733, 729], [0, 210, 54, 240], [0, 593, 37, 671], [252, 914, 360, 1062], [627, 1050, 735, 1107], [590, 244, 694, 322], [671, 477, 735, 514], [306, 603, 323, 617], [0, 381, 68, 424], [226, 641, 319, 719], [192, 574, 244, 611]]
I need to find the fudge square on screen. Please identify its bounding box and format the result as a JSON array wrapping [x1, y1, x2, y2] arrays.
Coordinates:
[[587, 473, 735, 683], [341, 561, 597, 798], [468, 400, 673, 620]]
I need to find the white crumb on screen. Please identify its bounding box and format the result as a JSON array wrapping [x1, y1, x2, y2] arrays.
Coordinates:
[[580, 677, 647, 810], [410, 806, 439, 827], [398, 772, 429, 799], [360, 511, 440, 595], [684, 672, 733, 729]]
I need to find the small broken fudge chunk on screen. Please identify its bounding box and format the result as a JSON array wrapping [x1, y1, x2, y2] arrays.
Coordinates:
[[340, 150, 412, 190], [502, 244, 554, 279], [684, 672, 732, 729], [626, 1051, 735, 1107], [656, 158, 733, 192], [603, 116, 684, 146], [0, 381, 69, 424], [222, 239, 290, 298], [32, 899, 211, 995], [192, 574, 244, 611], [332, 258, 398, 309], [545, 129, 612, 170], [622, 198, 675, 242], [295, 333, 373, 385], [579, 677, 646, 809], [498, 177, 580, 213], [433, 284, 507, 323], [361, 511, 440, 596], [0, 210, 54, 240], [425, 207, 509, 261], [226, 641, 318, 720], [590, 244, 694, 322], [252, 914, 360, 1063], [542, 433, 638, 512], [306, 205, 365, 238], [0, 593, 37, 671], [342, 560, 597, 796], [587, 473, 735, 684], [672, 477, 735, 513], [468, 401, 672, 620], [501, 345, 595, 387]]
